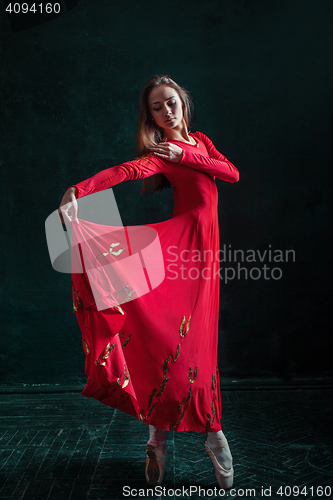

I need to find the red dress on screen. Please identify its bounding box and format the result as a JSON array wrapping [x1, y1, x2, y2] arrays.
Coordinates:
[[69, 131, 239, 433]]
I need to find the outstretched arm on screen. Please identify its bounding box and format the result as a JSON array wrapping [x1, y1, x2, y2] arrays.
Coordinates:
[[179, 132, 239, 183], [58, 154, 165, 222], [69, 154, 165, 199]]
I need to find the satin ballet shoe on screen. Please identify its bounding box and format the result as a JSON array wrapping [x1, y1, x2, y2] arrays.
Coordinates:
[[145, 438, 166, 486], [204, 440, 234, 489]]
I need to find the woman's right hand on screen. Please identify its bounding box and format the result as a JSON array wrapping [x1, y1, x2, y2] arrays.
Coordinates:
[[58, 187, 78, 224]]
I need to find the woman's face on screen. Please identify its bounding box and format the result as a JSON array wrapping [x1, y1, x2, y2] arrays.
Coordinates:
[[148, 85, 184, 131]]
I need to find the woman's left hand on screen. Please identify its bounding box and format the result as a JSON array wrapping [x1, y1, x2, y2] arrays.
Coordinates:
[[149, 142, 183, 163]]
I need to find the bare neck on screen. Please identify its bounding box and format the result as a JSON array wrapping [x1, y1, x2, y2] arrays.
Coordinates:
[[162, 121, 191, 143]]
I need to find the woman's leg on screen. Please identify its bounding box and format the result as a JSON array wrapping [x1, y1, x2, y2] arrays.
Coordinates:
[[145, 425, 167, 486], [205, 428, 234, 489], [206, 430, 233, 470], [148, 424, 166, 444]]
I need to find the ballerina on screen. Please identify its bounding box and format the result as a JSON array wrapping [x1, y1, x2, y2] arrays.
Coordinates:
[[58, 74, 239, 488]]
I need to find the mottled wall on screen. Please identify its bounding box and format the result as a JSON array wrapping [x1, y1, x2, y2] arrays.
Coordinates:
[[0, 0, 332, 386]]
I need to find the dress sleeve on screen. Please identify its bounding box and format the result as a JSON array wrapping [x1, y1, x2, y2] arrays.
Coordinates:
[[68, 154, 165, 199], [178, 132, 239, 183]]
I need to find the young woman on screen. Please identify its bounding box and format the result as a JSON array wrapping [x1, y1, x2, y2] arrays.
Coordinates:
[[58, 74, 239, 488]]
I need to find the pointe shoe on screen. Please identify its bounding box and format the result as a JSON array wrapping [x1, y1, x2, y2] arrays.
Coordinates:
[[204, 440, 234, 489], [145, 438, 166, 486]]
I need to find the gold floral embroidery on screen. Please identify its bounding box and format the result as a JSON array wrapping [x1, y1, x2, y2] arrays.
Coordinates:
[[185, 316, 191, 336], [146, 403, 157, 418], [175, 387, 192, 427], [72, 282, 84, 313], [148, 388, 157, 408], [173, 369, 195, 429], [174, 412, 185, 427], [100, 342, 116, 360], [179, 316, 186, 335], [139, 311, 192, 425], [140, 396, 158, 423], [115, 284, 129, 299], [163, 356, 171, 378], [188, 366, 198, 384], [180, 315, 191, 338], [122, 376, 130, 388], [122, 290, 135, 303], [115, 362, 129, 388], [96, 242, 125, 259], [211, 393, 216, 427], [95, 341, 116, 366], [157, 376, 170, 396], [212, 373, 217, 391], [121, 334, 132, 348], [171, 343, 181, 363], [205, 414, 211, 433], [113, 305, 125, 315], [76, 296, 84, 308], [82, 339, 90, 355], [178, 386, 192, 414], [115, 284, 135, 304]]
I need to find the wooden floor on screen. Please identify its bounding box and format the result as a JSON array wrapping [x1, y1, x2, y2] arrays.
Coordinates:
[[0, 389, 332, 499]]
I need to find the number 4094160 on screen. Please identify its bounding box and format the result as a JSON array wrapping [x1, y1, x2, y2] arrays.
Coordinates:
[[5, 3, 61, 14], [276, 485, 332, 497]]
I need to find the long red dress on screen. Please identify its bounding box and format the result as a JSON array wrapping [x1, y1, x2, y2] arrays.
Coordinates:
[[69, 131, 239, 433]]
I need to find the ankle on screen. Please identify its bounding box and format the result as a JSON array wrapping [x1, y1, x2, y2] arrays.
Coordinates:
[[207, 430, 228, 447], [149, 425, 166, 443]]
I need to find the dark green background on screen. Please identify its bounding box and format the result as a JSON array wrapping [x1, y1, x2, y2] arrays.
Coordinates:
[[0, 0, 332, 387]]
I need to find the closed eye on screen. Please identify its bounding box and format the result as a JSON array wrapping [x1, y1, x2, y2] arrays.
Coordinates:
[[153, 101, 176, 112]]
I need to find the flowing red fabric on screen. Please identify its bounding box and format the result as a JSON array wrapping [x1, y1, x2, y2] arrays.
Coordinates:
[[70, 131, 239, 433]]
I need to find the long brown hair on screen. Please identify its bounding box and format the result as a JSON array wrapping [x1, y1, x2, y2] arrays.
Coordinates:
[[136, 75, 194, 195]]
